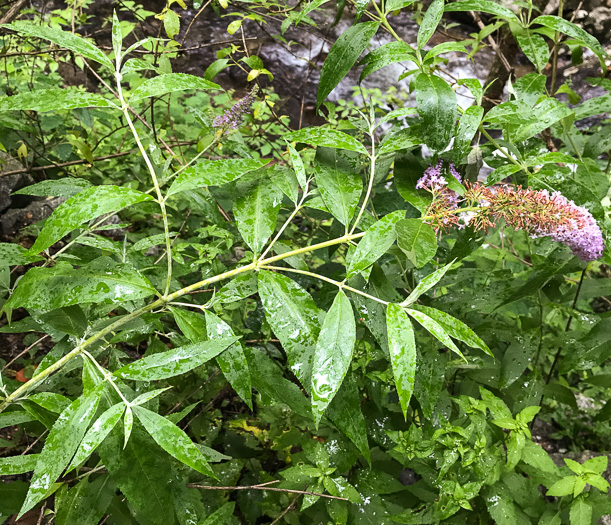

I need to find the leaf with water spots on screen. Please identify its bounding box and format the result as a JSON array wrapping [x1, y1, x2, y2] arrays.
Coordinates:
[[0, 454, 39, 476], [396, 218, 437, 268], [0, 89, 117, 113], [29, 185, 153, 254], [134, 406, 216, 478], [18, 386, 103, 517], [414, 73, 457, 152], [257, 271, 321, 388], [129, 73, 220, 103], [115, 336, 238, 381], [286, 127, 369, 155], [54, 475, 114, 525], [406, 308, 464, 359], [311, 290, 356, 428]]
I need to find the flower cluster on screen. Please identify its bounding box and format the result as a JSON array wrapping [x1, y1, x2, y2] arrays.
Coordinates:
[[416, 163, 605, 262], [213, 88, 256, 130]]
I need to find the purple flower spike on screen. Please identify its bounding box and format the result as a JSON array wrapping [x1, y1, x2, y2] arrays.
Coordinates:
[[213, 89, 256, 131]]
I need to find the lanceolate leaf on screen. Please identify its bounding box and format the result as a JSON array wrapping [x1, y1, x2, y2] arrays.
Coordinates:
[[167, 158, 269, 196], [346, 210, 404, 277], [29, 185, 153, 254], [417, 0, 444, 50], [2, 21, 113, 68], [415, 73, 457, 151], [0, 89, 117, 112], [454, 105, 484, 163], [359, 41, 416, 81], [386, 304, 417, 419], [68, 403, 126, 472], [0, 454, 39, 476], [4, 258, 156, 314], [55, 476, 114, 525], [19, 387, 103, 517], [205, 311, 253, 410], [129, 73, 220, 102], [257, 271, 321, 388], [134, 406, 216, 477], [395, 218, 438, 268], [406, 308, 465, 359], [311, 290, 356, 427], [234, 176, 283, 255], [286, 127, 369, 155], [513, 30, 549, 73], [317, 21, 380, 108], [115, 336, 239, 381], [402, 261, 453, 306], [286, 141, 308, 188], [444, 0, 519, 21], [14, 178, 92, 198]]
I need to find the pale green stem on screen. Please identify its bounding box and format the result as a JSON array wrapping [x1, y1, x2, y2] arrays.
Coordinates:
[[478, 125, 529, 173], [350, 127, 376, 235], [82, 350, 130, 404], [115, 69, 174, 297]]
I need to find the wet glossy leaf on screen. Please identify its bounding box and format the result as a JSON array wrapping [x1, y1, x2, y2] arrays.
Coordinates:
[[134, 406, 216, 477], [167, 158, 269, 196], [0, 89, 117, 113], [396, 218, 437, 268], [214, 272, 258, 304], [1, 22, 113, 68], [258, 271, 321, 388], [454, 105, 483, 163], [205, 311, 252, 410], [346, 210, 404, 277], [29, 185, 153, 254], [5, 258, 156, 314], [234, 176, 283, 255], [115, 336, 238, 381], [0, 243, 42, 267], [171, 307, 207, 342], [414, 348, 448, 419], [359, 42, 416, 81], [200, 502, 237, 525], [311, 290, 356, 427], [317, 21, 379, 108], [570, 498, 592, 525], [415, 73, 457, 151], [444, 0, 519, 21], [386, 304, 417, 419], [55, 476, 114, 525], [513, 30, 549, 73], [394, 153, 432, 214], [19, 387, 102, 517], [323, 476, 362, 503], [129, 73, 220, 102], [0, 454, 39, 475], [406, 308, 464, 359], [112, 11, 122, 57], [123, 406, 133, 448], [286, 127, 369, 155], [68, 403, 126, 472], [286, 141, 307, 188], [164, 10, 180, 39], [14, 178, 92, 198], [417, 0, 444, 49], [402, 262, 453, 306]]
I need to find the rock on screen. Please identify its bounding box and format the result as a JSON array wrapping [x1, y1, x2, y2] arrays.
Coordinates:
[[0, 197, 64, 237], [585, 7, 611, 38], [0, 152, 34, 214]]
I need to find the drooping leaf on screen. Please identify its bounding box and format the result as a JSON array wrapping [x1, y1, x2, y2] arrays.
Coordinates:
[[29, 185, 153, 254], [19, 387, 103, 517], [311, 290, 356, 427], [395, 218, 437, 268], [129, 73, 220, 102], [134, 406, 216, 477], [513, 30, 549, 73], [417, 0, 444, 49], [406, 308, 464, 359], [257, 271, 321, 387], [4, 258, 156, 314], [234, 176, 283, 255], [55, 475, 114, 525], [346, 210, 404, 277], [454, 105, 483, 163], [167, 158, 269, 196], [386, 304, 417, 419], [0, 89, 117, 112], [205, 311, 252, 409], [402, 261, 453, 306], [317, 21, 380, 108], [414, 73, 457, 151], [115, 336, 238, 381], [286, 127, 369, 155]]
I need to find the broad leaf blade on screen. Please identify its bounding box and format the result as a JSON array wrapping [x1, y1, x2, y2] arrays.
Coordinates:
[[286, 127, 369, 155], [396, 218, 437, 268], [417, 0, 444, 49], [311, 290, 356, 427], [415, 73, 457, 151], [386, 304, 417, 419], [402, 261, 453, 306], [406, 308, 464, 359], [129, 73, 220, 102], [0, 89, 116, 112]]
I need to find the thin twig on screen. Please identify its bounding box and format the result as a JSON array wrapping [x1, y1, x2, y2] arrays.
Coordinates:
[[270, 492, 303, 525], [2, 334, 50, 371], [187, 481, 348, 501], [181, 0, 213, 45]]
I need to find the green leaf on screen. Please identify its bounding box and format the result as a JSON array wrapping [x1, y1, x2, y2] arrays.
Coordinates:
[[532, 15, 607, 70], [417, 0, 444, 49], [205, 311, 252, 410], [115, 336, 238, 381], [386, 304, 417, 419], [134, 406, 216, 477], [394, 153, 432, 214], [0, 243, 42, 266], [311, 290, 356, 427], [483, 486, 517, 525], [112, 10, 122, 57], [286, 127, 369, 155], [454, 105, 483, 162], [29, 185, 152, 254], [4, 258, 156, 314], [167, 158, 269, 196], [129, 73, 220, 103], [395, 218, 437, 268], [378, 128, 420, 155], [547, 476, 577, 497], [2, 21, 113, 68], [317, 21, 380, 107], [359, 41, 415, 81], [512, 98, 573, 142], [414, 73, 457, 151], [123, 406, 133, 448], [0, 454, 39, 475], [0, 89, 116, 112], [402, 262, 453, 306], [424, 41, 468, 62], [506, 431, 525, 470], [323, 476, 362, 503], [234, 176, 283, 255], [513, 29, 549, 73], [385, 0, 418, 12], [412, 305, 491, 355], [14, 178, 92, 198], [521, 441, 559, 474], [19, 387, 102, 517], [164, 10, 180, 38], [200, 502, 237, 525], [570, 499, 592, 525], [257, 271, 321, 388], [55, 476, 114, 525], [314, 147, 363, 226], [68, 403, 126, 472], [406, 308, 464, 359], [171, 307, 207, 342], [444, 0, 519, 21], [346, 211, 404, 277], [214, 273, 258, 304], [286, 141, 308, 188]]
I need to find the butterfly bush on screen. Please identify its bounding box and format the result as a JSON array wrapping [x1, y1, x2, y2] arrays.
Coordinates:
[[417, 163, 605, 262], [213, 88, 256, 130]]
